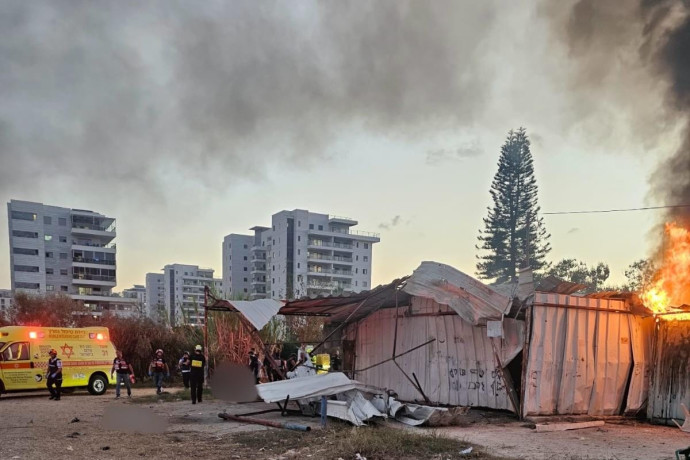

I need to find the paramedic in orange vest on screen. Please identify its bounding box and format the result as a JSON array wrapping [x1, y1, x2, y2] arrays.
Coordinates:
[[148, 349, 169, 395], [46, 348, 62, 401], [190, 345, 206, 404]]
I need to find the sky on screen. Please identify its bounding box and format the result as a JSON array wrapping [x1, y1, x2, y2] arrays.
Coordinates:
[[1, 0, 687, 292]]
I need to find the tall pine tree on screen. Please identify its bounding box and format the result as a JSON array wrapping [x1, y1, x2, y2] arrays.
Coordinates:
[[476, 128, 550, 283]]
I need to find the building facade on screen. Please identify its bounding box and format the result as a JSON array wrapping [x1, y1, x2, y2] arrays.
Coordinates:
[[145, 264, 221, 326], [0, 289, 11, 318], [6, 200, 135, 317], [223, 210, 380, 300]]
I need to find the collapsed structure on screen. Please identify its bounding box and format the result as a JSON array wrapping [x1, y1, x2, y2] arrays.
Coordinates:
[[277, 261, 687, 424]]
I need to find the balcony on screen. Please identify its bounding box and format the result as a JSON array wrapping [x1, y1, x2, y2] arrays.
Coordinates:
[[333, 256, 353, 263], [251, 267, 267, 274], [251, 279, 266, 285], [72, 274, 116, 286], [307, 253, 333, 262], [72, 257, 116, 267], [308, 227, 380, 241], [308, 240, 353, 250]]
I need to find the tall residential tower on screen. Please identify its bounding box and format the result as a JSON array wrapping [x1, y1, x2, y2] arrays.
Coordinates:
[[6, 199, 135, 316], [223, 210, 380, 300]]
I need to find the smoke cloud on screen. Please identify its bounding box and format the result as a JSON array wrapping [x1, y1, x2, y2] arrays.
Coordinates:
[[543, 0, 690, 225], [0, 0, 499, 200]]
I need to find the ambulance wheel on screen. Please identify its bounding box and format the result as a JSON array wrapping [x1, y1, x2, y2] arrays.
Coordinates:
[[88, 374, 108, 395]]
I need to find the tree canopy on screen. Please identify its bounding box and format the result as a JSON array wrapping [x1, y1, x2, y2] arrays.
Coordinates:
[[476, 128, 550, 283]]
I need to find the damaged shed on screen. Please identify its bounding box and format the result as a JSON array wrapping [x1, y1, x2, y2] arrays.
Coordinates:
[[281, 261, 657, 420]]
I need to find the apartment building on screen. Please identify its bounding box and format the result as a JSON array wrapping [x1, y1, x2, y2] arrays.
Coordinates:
[[223, 210, 380, 300], [6, 200, 135, 316], [123, 284, 147, 309], [0, 289, 11, 317], [145, 264, 221, 326]]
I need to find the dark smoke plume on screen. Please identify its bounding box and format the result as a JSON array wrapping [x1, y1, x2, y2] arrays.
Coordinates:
[[545, 0, 690, 226], [0, 0, 498, 201]]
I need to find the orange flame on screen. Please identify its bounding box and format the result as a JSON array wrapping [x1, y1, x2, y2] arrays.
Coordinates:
[[641, 223, 690, 321]]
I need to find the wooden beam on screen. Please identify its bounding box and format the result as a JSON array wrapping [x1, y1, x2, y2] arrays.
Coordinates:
[[535, 420, 605, 432]]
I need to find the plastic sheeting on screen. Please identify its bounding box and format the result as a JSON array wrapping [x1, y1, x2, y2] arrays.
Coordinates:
[[229, 299, 283, 330], [346, 296, 523, 412], [403, 261, 513, 325], [522, 294, 653, 417]]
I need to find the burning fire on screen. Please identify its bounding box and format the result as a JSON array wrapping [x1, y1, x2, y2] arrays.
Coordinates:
[[641, 222, 690, 320]]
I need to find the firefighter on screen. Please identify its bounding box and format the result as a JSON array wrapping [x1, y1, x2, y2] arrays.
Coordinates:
[[148, 349, 169, 394], [46, 348, 63, 401], [189, 345, 206, 404]]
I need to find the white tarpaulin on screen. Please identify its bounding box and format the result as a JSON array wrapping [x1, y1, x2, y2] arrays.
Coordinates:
[[403, 261, 512, 325], [229, 299, 283, 330]]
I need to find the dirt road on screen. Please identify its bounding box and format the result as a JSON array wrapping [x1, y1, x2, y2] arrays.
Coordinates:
[[1, 387, 688, 460]]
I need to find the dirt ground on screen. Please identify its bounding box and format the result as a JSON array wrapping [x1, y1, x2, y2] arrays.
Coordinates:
[[1, 387, 688, 460]]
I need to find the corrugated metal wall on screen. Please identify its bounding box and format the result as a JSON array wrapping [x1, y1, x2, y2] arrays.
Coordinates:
[[522, 294, 653, 417], [345, 296, 523, 411], [648, 320, 690, 424]]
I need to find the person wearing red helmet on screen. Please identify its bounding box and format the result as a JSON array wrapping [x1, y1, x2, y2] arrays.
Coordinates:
[[147, 348, 169, 395], [111, 350, 134, 399], [46, 348, 63, 401]]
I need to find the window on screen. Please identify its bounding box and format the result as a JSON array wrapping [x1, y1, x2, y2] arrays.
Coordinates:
[[14, 265, 39, 272], [3, 342, 29, 361], [272, 239, 276, 245], [58, 217, 67, 226], [298, 221, 301, 227], [12, 230, 38, 238], [272, 291, 275, 297], [46, 285, 54, 291], [297, 249, 301, 255], [243, 278, 248, 282], [356, 255, 359, 261], [15, 282, 40, 290], [59, 236, 67, 243], [44, 216, 52, 225], [356, 242, 359, 248], [244, 288, 248, 293], [244, 244, 248, 249], [355, 268, 358, 274], [364, 256, 369, 262], [355, 281, 358, 287], [243, 267, 247, 272], [363, 269, 368, 275], [364, 243, 369, 249], [272, 226, 275, 231], [297, 235, 301, 242], [297, 263, 300, 268], [243, 256, 247, 261], [309, 224, 314, 230], [60, 269, 68, 276], [45, 252, 53, 258], [228, 243, 231, 248], [228, 256, 231, 260], [13, 247, 39, 256], [318, 225, 323, 231], [272, 265, 275, 271], [44, 235, 53, 241], [363, 281, 368, 287], [46, 268, 54, 275], [272, 278, 275, 284], [59, 253, 68, 260], [11, 211, 36, 221], [61, 286, 68, 292]]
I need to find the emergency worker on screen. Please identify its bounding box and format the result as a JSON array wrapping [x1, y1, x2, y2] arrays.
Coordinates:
[[46, 348, 63, 401], [148, 349, 169, 394], [111, 350, 134, 399], [189, 345, 206, 404], [178, 351, 191, 389]]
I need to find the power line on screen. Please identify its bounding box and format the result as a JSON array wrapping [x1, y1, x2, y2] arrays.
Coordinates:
[[543, 204, 690, 215]]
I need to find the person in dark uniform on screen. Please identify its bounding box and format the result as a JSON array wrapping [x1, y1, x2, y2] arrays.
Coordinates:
[[331, 349, 342, 372], [46, 348, 63, 401], [178, 351, 191, 389], [148, 349, 169, 394], [248, 349, 260, 384], [111, 349, 134, 399], [189, 345, 206, 404]]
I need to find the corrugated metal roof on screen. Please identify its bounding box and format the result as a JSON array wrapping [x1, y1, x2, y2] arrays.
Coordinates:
[[535, 276, 587, 295]]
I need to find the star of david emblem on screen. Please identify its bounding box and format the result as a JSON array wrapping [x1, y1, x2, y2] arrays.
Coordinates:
[[60, 343, 74, 358]]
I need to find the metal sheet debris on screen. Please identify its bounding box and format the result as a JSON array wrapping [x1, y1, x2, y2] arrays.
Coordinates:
[[226, 299, 283, 330], [403, 261, 512, 325]]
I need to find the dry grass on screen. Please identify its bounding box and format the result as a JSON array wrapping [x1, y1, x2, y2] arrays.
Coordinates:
[[232, 422, 510, 459]]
